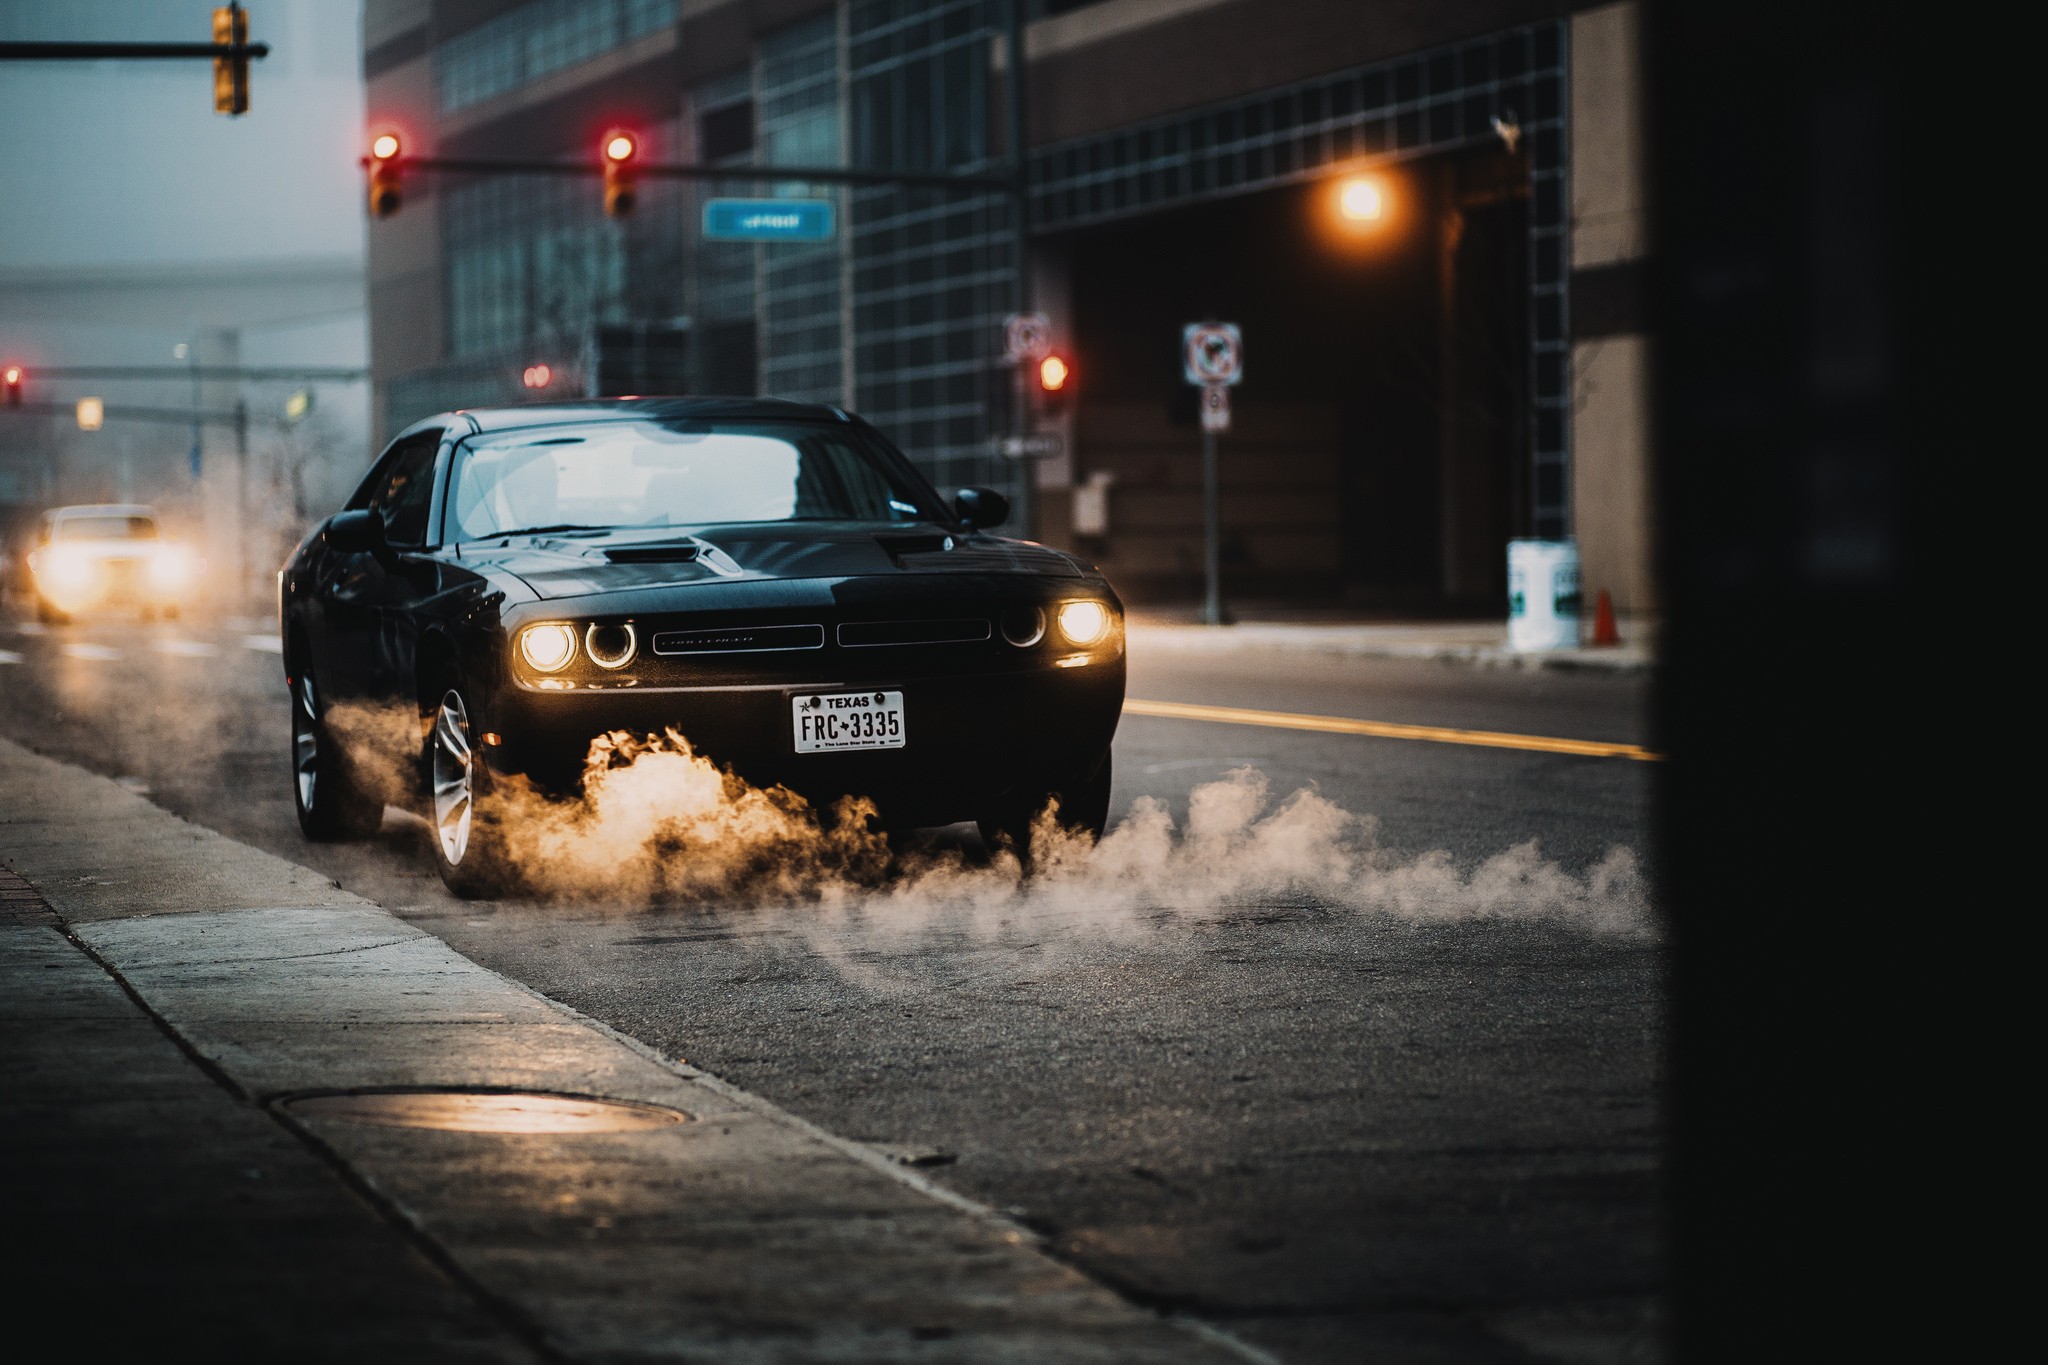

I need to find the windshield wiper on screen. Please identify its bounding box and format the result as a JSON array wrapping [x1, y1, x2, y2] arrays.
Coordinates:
[[491, 523, 611, 539]]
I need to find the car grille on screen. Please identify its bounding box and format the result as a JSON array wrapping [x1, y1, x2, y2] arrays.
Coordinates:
[[837, 618, 991, 647], [651, 623, 825, 655]]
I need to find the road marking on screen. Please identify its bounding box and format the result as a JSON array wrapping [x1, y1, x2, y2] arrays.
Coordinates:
[[60, 642, 121, 662], [1122, 697, 1664, 762], [242, 634, 283, 654], [0, 649, 20, 665], [16, 621, 48, 637], [154, 638, 221, 658]]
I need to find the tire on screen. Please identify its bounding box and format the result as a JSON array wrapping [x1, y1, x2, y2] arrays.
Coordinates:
[[426, 682, 517, 898], [289, 663, 383, 841], [978, 751, 1114, 859]]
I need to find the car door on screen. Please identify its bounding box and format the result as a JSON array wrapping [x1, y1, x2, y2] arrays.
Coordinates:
[[320, 431, 440, 700]]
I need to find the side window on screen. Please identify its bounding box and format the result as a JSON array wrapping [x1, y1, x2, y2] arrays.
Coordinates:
[[366, 437, 440, 547]]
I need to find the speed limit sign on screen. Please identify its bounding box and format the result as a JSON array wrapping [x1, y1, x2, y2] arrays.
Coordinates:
[[1182, 322, 1243, 386]]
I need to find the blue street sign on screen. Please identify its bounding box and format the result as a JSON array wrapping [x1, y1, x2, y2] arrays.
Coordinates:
[[703, 198, 835, 242]]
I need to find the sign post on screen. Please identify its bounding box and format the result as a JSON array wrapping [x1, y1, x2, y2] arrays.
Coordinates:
[[1004, 312, 1053, 538], [1182, 322, 1242, 626]]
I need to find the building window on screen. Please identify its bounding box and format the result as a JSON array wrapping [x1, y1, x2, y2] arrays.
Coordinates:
[[436, 0, 675, 115], [754, 14, 846, 406]]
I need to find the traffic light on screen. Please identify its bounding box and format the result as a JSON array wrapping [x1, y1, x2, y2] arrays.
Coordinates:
[[1036, 352, 1073, 413], [602, 131, 639, 218], [3, 365, 21, 407], [368, 132, 402, 218], [213, 4, 249, 116]]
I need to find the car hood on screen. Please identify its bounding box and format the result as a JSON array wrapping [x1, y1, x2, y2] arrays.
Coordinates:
[[457, 521, 1088, 601]]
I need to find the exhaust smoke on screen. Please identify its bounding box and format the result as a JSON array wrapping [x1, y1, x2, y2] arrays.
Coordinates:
[[328, 707, 1652, 938]]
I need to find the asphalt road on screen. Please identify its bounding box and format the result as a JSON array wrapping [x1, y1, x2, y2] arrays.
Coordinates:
[[0, 602, 1664, 1365]]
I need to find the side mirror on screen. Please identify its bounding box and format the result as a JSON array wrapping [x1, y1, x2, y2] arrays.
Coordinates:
[[953, 486, 1010, 531], [327, 508, 388, 556]]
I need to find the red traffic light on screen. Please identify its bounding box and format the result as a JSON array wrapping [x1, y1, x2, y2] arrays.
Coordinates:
[[1038, 354, 1070, 392], [522, 364, 552, 390], [2, 365, 21, 386], [367, 131, 403, 218], [602, 130, 640, 218]]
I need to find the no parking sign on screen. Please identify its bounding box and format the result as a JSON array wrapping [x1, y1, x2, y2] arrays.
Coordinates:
[[1182, 322, 1243, 387]]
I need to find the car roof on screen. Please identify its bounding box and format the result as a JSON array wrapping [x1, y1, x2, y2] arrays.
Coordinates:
[[49, 504, 156, 519], [401, 396, 853, 441]]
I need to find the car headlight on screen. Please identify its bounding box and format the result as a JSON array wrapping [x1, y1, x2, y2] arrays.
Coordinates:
[[518, 622, 578, 672], [36, 546, 94, 591], [150, 544, 193, 589], [1056, 599, 1113, 647], [584, 622, 636, 670]]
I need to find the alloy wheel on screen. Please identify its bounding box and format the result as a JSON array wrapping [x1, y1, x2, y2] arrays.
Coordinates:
[[432, 689, 475, 866], [293, 673, 320, 812]]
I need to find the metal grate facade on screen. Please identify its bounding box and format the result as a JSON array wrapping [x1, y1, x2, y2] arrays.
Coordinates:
[[1022, 20, 1573, 538], [846, 0, 1016, 499], [755, 14, 849, 405]]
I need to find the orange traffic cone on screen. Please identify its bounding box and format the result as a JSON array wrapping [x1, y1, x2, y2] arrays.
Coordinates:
[[1590, 588, 1620, 646]]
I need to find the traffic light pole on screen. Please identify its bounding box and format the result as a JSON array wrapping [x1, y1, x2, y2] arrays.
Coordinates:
[[1007, 0, 1035, 541], [0, 41, 268, 60], [369, 156, 1010, 194]]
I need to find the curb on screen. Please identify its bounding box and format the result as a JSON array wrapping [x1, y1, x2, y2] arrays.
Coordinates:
[[1125, 625, 1657, 674]]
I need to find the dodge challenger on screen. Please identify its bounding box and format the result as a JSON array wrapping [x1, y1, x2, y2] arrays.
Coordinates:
[[279, 398, 1125, 895]]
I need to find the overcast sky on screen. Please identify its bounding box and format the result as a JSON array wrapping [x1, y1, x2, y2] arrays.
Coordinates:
[[0, 0, 365, 271]]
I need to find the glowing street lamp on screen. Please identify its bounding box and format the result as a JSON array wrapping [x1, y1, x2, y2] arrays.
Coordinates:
[[1337, 174, 1387, 224]]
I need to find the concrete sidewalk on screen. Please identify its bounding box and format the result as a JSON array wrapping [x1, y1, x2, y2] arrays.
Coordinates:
[[1125, 613, 1658, 673], [0, 736, 1262, 1363]]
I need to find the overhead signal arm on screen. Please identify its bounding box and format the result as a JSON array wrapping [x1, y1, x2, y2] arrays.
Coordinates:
[[0, 5, 268, 115]]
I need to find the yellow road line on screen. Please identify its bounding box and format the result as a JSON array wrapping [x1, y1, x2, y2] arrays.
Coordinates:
[[1122, 697, 1665, 762]]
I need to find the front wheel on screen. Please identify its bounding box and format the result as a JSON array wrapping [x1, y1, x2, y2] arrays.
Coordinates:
[[290, 667, 383, 841], [977, 751, 1114, 860], [428, 685, 517, 898]]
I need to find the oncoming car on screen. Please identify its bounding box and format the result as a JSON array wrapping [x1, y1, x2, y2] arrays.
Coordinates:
[[27, 504, 198, 623], [280, 399, 1126, 895]]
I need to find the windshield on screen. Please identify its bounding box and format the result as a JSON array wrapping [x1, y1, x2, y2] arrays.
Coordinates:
[[57, 515, 157, 541], [448, 419, 946, 541]]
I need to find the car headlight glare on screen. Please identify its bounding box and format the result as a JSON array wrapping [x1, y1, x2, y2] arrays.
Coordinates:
[[584, 622, 637, 670], [37, 546, 95, 591], [150, 545, 193, 589], [518, 622, 578, 672], [1056, 599, 1113, 647]]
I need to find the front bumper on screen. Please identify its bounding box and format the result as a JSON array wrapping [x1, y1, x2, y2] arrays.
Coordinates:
[[486, 657, 1125, 827]]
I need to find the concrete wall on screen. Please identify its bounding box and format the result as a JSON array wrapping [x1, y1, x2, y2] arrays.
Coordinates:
[[1568, 1, 1655, 615]]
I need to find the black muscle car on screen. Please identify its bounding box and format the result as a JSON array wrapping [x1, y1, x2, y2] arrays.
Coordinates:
[[279, 398, 1125, 895]]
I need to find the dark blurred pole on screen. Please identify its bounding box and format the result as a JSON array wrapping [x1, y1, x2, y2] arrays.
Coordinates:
[[235, 398, 249, 607], [1650, 3, 1967, 1357], [1007, 0, 1034, 539]]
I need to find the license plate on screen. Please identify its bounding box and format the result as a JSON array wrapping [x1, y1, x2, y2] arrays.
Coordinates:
[[792, 690, 906, 753]]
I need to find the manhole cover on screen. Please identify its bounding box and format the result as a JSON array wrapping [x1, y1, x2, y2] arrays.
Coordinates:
[[283, 1090, 688, 1133]]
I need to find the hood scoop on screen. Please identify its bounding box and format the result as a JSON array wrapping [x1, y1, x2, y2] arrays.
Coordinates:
[[604, 542, 701, 564], [874, 533, 954, 562]]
